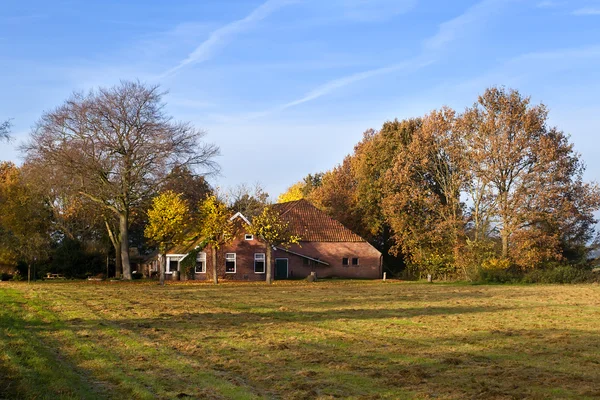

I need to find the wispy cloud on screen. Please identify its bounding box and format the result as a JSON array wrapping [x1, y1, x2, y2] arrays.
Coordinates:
[[276, 57, 435, 111], [448, 44, 600, 93], [572, 7, 600, 15], [245, 0, 511, 118], [424, 0, 509, 50], [536, 1, 564, 9], [338, 0, 417, 22], [160, 0, 295, 78]]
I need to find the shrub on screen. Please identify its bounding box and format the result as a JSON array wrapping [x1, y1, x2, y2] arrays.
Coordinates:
[[1, 273, 11, 281], [476, 267, 521, 284], [523, 265, 595, 284]]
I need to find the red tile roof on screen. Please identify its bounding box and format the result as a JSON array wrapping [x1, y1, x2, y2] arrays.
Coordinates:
[[271, 199, 365, 243]]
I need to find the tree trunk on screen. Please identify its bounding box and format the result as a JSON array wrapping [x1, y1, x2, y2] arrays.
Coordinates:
[[114, 243, 122, 278], [120, 212, 132, 280], [104, 219, 120, 279], [501, 232, 509, 259], [159, 252, 165, 286], [212, 246, 218, 284], [28, 263, 31, 284], [266, 245, 272, 284]]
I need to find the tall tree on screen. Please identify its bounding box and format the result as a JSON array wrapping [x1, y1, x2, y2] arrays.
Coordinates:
[[383, 108, 468, 275], [460, 87, 600, 264], [161, 165, 212, 213], [250, 206, 300, 284], [196, 195, 236, 284], [0, 162, 52, 282], [311, 157, 362, 234], [145, 191, 189, 285], [23, 81, 219, 279]]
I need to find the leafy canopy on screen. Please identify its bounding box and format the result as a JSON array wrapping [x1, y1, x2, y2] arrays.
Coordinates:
[[197, 195, 235, 248], [144, 190, 189, 252], [250, 206, 300, 247]]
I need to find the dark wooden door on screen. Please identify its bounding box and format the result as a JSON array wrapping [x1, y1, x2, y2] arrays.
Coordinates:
[[275, 259, 288, 280]]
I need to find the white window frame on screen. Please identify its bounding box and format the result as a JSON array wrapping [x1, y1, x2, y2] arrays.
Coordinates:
[[195, 252, 207, 273], [254, 253, 265, 274], [166, 254, 186, 274], [225, 253, 236, 273], [245, 234, 254, 240]]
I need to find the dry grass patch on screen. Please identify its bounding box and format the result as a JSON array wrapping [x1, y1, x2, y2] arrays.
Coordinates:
[[1, 280, 599, 399]]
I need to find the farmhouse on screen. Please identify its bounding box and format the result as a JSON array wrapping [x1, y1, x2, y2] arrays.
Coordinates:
[[147, 199, 382, 281]]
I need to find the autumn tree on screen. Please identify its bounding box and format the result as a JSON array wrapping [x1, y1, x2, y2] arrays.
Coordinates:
[[311, 157, 362, 235], [250, 206, 300, 284], [277, 181, 304, 203], [460, 87, 600, 266], [145, 191, 189, 285], [196, 195, 236, 284], [23, 81, 219, 280], [383, 108, 468, 277], [277, 173, 323, 203], [0, 162, 52, 282], [161, 165, 212, 214]]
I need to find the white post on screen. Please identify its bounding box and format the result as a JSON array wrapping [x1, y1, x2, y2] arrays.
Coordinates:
[[383, 272, 387, 281]]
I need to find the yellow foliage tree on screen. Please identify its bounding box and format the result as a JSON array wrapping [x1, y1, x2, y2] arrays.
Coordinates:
[[277, 181, 305, 203], [250, 206, 300, 284], [196, 195, 236, 284], [145, 191, 189, 285]]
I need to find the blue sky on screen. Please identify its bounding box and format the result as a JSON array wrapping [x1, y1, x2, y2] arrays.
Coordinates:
[[1, 0, 600, 198]]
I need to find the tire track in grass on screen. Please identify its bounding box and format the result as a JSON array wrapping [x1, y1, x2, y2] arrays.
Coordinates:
[[0, 288, 106, 400], [27, 285, 265, 400]]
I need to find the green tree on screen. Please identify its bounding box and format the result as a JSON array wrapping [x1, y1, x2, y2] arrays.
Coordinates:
[[144, 191, 189, 285], [250, 206, 300, 284], [196, 195, 236, 284]]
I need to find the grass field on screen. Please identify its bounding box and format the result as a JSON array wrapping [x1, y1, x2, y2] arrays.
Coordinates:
[[1, 280, 599, 400]]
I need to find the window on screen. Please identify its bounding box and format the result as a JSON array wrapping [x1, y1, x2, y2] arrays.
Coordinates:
[[169, 259, 179, 273], [225, 253, 236, 273], [254, 253, 265, 273], [245, 234, 254, 240], [352, 258, 359, 266], [166, 256, 184, 273], [195, 252, 206, 273], [342, 257, 349, 266]]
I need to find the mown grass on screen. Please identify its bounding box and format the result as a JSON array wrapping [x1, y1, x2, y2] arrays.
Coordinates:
[[1, 280, 599, 399]]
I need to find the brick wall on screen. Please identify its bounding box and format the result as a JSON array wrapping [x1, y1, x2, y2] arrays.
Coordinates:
[[274, 241, 381, 279]]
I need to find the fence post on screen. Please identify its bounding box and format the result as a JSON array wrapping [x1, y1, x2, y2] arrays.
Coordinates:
[[383, 272, 387, 281]]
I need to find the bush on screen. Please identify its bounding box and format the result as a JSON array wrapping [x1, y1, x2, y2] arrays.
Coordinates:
[[476, 267, 521, 284], [523, 265, 595, 284], [1, 273, 11, 281]]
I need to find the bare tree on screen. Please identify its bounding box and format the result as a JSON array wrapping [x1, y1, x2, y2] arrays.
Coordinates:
[[229, 183, 269, 219], [0, 120, 11, 142], [23, 81, 219, 279]]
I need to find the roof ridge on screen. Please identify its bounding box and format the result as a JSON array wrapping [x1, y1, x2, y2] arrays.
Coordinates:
[[276, 198, 303, 217]]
